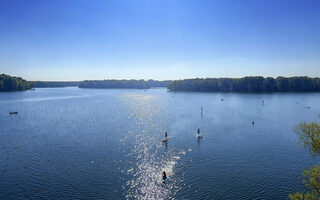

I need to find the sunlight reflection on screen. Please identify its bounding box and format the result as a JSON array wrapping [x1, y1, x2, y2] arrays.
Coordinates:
[[120, 92, 182, 199]]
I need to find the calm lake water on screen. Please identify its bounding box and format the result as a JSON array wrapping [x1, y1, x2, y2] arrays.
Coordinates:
[[0, 87, 319, 199]]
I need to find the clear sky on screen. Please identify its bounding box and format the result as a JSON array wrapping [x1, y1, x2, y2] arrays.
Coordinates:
[[0, 0, 319, 81]]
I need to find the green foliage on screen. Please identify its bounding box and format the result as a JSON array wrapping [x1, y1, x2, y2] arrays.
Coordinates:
[[0, 74, 32, 92], [289, 192, 310, 200], [31, 81, 79, 88], [79, 79, 150, 89], [291, 120, 320, 199], [147, 79, 171, 87], [167, 76, 320, 92], [289, 165, 320, 200], [295, 122, 320, 157], [33, 80, 169, 88]]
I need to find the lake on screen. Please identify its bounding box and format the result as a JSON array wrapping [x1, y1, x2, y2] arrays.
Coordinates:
[[0, 87, 319, 199]]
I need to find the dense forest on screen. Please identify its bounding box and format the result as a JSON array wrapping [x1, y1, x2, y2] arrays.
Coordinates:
[[2, 74, 320, 92], [147, 80, 171, 87], [32, 80, 170, 88], [167, 76, 320, 92], [0, 74, 33, 91], [78, 79, 171, 89], [32, 81, 79, 88], [0, 76, 170, 91], [79, 79, 150, 89]]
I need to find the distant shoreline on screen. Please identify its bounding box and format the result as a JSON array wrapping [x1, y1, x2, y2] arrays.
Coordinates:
[[167, 77, 320, 93], [1, 74, 320, 93]]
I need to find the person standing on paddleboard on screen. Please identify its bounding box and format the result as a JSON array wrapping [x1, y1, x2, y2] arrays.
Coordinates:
[[165, 131, 168, 138], [162, 171, 167, 181], [197, 128, 200, 135]]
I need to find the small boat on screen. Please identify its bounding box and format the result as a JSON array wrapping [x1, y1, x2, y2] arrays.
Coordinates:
[[9, 112, 18, 114]]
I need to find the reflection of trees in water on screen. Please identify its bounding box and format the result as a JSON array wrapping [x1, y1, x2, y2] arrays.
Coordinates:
[[290, 120, 320, 200]]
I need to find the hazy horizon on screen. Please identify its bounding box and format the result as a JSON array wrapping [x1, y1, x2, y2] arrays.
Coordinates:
[[1, 0, 320, 81]]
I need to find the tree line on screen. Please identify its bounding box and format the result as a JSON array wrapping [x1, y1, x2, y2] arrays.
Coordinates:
[[147, 80, 171, 87], [79, 79, 150, 89], [2, 74, 320, 92], [0, 74, 32, 91], [31, 81, 79, 88], [78, 79, 171, 89], [0, 75, 171, 91], [167, 76, 320, 92]]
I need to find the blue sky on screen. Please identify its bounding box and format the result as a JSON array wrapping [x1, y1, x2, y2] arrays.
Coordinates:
[[0, 0, 319, 81]]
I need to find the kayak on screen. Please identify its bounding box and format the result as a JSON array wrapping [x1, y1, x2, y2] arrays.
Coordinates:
[[162, 137, 170, 142]]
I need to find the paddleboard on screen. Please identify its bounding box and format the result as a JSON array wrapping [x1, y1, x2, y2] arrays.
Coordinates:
[[162, 137, 170, 142], [162, 176, 168, 183]]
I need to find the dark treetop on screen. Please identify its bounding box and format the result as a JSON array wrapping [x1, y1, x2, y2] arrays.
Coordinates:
[[167, 76, 320, 92], [147, 80, 171, 87], [78, 79, 150, 89], [31, 81, 80, 88], [0, 74, 32, 92], [78, 79, 171, 89]]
